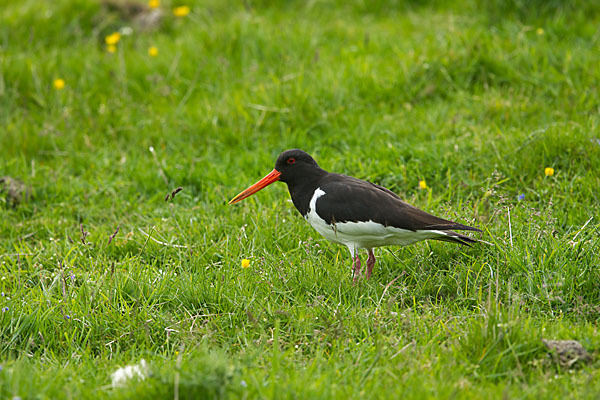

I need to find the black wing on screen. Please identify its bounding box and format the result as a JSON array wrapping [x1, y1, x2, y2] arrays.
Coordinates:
[[315, 174, 481, 232]]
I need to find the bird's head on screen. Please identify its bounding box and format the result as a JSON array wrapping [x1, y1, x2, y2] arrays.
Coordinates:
[[274, 149, 321, 184], [228, 149, 323, 204]]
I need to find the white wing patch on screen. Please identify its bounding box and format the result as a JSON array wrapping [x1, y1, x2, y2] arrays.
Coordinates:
[[304, 187, 450, 253], [307, 188, 326, 216]]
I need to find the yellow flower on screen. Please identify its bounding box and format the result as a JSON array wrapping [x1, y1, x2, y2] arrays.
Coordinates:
[[173, 5, 190, 17], [241, 259, 250, 268], [105, 32, 121, 45], [148, 46, 159, 57], [148, 0, 160, 8], [53, 78, 65, 90], [536, 28, 544, 35], [107, 44, 117, 53], [418, 180, 427, 190], [544, 167, 554, 177]]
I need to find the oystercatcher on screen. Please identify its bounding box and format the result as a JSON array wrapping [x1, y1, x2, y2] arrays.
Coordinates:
[[229, 149, 481, 280]]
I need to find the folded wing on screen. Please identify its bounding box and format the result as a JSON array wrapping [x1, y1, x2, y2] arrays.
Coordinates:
[[315, 174, 482, 233]]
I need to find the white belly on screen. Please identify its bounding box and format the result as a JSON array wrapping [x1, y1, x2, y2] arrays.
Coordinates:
[[305, 188, 447, 255]]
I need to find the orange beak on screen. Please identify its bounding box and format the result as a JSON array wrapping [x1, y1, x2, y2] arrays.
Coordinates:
[[229, 169, 282, 204]]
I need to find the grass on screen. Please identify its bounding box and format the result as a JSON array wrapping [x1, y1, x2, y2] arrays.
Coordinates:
[[1, 0, 600, 397]]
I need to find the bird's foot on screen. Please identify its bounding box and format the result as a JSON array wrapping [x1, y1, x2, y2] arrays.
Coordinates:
[[365, 249, 375, 279]]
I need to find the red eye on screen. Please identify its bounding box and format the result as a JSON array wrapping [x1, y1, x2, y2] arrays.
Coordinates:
[[287, 157, 296, 164]]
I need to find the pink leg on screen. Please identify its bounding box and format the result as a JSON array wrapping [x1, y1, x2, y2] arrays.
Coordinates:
[[352, 255, 362, 283], [366, 249, 375, 279]]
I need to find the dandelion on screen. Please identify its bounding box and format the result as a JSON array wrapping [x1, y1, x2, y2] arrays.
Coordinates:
[[53, 78, 65, 90], [105, 32, 121, 45], [148, 46, 159, 57], [536, 28, 544, 35], [517, 194, 525, 201], [148, 0, 160, 8], [107, 45, 117, 53], [544, 167, 555, 177], [173, 5, 190, 17], [241, 259, 250, 268], [418, 180, 427, 190]]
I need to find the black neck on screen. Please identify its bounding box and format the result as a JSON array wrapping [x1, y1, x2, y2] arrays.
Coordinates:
[[284, 170, 328, 216]]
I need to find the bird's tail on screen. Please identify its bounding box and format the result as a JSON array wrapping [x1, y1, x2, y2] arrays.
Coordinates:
[[432, 230, 478, 246], [427, 222, 482, 233]]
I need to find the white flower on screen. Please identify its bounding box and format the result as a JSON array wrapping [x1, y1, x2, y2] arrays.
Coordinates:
[[119, 26, 133, 36], [111, 359, 149, 388]]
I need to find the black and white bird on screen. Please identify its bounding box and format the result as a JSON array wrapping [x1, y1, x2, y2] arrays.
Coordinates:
[[229, 149, 481, 281]]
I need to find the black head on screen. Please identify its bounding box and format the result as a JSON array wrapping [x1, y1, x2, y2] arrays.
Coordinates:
[[229, 149, 326, 205], [274, 149, 325, 184]]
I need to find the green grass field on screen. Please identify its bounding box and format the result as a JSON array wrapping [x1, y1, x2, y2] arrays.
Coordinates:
[[2, 0, 600, 398]]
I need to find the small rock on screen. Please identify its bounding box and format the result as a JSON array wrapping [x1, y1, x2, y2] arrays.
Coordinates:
[[542, 339, 592, 368]]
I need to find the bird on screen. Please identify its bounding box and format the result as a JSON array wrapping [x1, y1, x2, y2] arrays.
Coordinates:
[[229, 149, 481, 281]]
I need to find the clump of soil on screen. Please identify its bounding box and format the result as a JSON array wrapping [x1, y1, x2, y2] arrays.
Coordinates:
[[101, 0, 164, 30], [0, 176, 31, 206], [542, 339, 593, 368]]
